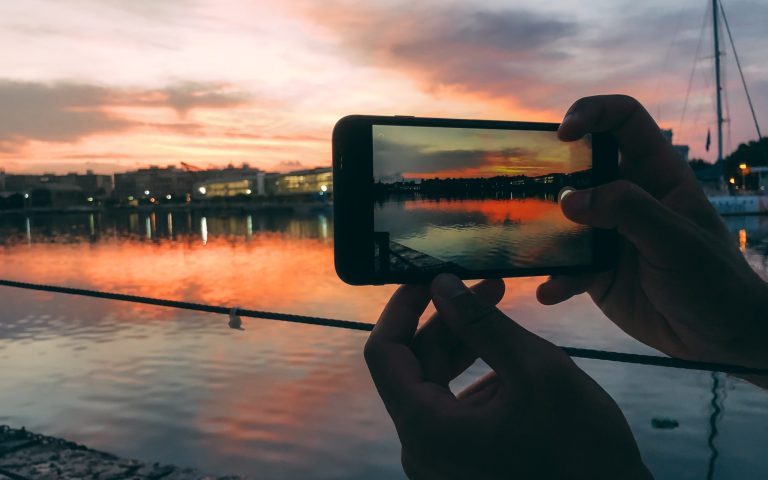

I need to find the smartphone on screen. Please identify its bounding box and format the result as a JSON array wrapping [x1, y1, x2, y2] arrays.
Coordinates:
[[332, 115, 619, 285]]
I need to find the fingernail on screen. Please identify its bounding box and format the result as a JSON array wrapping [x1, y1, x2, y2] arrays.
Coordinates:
[[558, 187, 575, 203], [560, 111, 578, 128], [431, 273, 468, 300], [561, 188, 592, 214]]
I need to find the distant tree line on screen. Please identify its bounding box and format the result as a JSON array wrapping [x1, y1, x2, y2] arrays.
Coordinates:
[[375, 170, 591, 200], [688, 137, 767, 191]]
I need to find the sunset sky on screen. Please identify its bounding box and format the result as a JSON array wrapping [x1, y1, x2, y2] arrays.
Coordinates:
[[1, 0, 766, 175], [373, 126, 590, 180]]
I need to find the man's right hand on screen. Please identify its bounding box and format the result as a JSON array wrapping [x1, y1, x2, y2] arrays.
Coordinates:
[[537, 95, 768, 369]]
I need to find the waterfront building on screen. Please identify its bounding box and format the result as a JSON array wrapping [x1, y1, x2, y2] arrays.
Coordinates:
[[271, 167, 332, 196], [114, 166, 195, 200], [1, 170, 113, 198], [193, 173, 270, 199], [114, 164, 264, 201], [0, 170, 112, 209]]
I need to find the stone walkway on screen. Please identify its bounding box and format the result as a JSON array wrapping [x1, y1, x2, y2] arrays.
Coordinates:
[[0, 426, 243, 480]]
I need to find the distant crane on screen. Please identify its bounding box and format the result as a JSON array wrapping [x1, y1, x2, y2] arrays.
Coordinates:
[[180, 162, 203, 172]]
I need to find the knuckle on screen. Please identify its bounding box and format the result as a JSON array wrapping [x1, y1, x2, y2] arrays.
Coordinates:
[[612, 93, 640, 107], [596, 180, 644, 210], [463, 302, 500, 329], [363, 336, 383, 366]]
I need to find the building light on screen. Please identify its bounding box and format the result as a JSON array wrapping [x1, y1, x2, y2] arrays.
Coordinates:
[[144, 190, 150, 195], [166, 194, 172, 200], [128, 196, 134, 201], [24, 193, 29, 199], [198, 186, 207, 195], [149, 197, 156, 203], [739, 163, 748, 170], [320, 184, 328, 192], [729, 177, 736, 184], [245, 189, 252, 195], [87, 197, 94, 202]]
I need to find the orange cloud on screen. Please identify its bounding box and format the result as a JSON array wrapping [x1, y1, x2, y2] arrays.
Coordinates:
[[0, 80, 251, 154]]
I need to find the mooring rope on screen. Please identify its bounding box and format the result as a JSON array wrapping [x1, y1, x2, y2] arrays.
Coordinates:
[[1, 278, 767, 376]]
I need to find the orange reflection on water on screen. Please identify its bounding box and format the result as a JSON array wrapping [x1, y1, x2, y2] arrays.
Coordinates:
[[0, 232, 394, 323], [403, 197, 565, 225], [0, 212, 585, 467]]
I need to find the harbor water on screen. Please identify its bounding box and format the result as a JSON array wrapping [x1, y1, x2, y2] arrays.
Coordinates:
[[0, 210, 767, 479]]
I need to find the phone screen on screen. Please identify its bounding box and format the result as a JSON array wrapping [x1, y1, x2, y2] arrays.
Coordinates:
[[371, 125, 593, 274]]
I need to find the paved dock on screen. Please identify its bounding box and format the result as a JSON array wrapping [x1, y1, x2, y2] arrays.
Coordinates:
[[0, 426, 242, 480], [386, 241, 466, 273]]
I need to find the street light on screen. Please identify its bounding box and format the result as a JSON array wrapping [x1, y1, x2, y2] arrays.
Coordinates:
[[144, 190, 150, 195], [198, 186, 207, 195], [739, 163, 749, 189]]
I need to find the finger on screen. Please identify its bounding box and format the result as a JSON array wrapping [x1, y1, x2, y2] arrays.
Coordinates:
[[536, 274, 596, 305], [560, 180, 696, 266], [364, 284, 431, 413], [430, 274, 550, 381], [558, 95, 692, 196], [412, 279, 505, 386], [456, 370, 500, 405]]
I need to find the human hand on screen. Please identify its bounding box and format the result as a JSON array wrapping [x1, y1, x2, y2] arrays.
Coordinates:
[[538, 95, 768, 369], [366, 274, 652, 480]]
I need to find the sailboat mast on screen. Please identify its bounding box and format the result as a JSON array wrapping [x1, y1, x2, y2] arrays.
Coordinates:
[[712, 0, 724, 163]]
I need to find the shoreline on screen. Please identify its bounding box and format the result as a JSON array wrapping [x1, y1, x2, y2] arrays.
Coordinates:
[[0, 201, 332, 217], [0, 425, 242, 480]]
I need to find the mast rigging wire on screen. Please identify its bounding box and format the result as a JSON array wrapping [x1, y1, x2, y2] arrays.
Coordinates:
[[718, 0, 763, 140], [678, 1, 711, 139]]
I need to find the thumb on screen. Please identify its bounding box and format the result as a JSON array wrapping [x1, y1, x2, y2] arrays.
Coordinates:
[[561, 180, 694, 265], [430, 274, 550, 380]]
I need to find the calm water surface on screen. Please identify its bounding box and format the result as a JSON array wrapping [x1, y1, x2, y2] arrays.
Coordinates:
[[375, 196, 592, 269], [1, 209, 767, 479]]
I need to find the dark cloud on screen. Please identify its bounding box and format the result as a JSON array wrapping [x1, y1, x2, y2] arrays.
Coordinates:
[[153, 82, 250, 115], [0, 81, 135, 147], [373, 138, 555, 181], [0, 80, 250, 152], [305, 3, 577, 106], [302, 0, 768, 150]]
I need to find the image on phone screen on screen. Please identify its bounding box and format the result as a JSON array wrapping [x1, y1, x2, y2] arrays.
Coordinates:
[[371, 125, 593, 274]]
